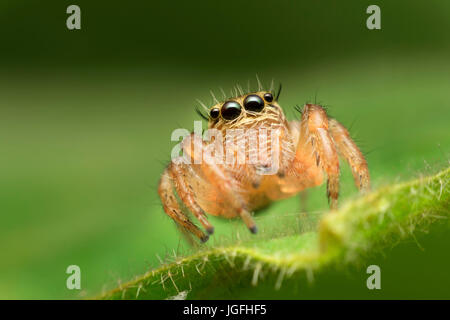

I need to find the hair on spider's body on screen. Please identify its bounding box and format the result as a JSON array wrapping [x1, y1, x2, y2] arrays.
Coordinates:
[[160, 83, 370, 243]]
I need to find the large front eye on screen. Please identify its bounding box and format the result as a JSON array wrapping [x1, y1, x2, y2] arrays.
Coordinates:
[[243, 95, 264, 112], [221, 101, 242, 120]]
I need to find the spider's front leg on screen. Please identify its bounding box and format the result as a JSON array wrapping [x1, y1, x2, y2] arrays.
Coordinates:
[[295, 104, 340, 209], [158, 166, 211, 243], [328, 119, 370, 192]]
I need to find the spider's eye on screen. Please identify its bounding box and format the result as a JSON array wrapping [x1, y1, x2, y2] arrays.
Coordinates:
[[263, 93, 273, 102], [210, 108, 220, 119], [221, 101, 242, 120], [243, 95, 264, 112]]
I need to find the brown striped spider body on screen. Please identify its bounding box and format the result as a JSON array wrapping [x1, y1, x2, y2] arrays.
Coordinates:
[[158, 88, 370, 243]]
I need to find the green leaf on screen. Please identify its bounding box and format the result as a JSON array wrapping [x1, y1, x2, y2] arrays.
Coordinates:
[[97, 167, 449, 300]]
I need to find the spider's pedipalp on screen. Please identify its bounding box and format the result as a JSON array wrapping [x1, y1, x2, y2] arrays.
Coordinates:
[[181, 133, 258, 234]]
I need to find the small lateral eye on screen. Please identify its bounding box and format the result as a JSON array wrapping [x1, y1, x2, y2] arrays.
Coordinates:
[[243, 95, 264, 112], [263, 92, 273, 102], [210, 108, 220, 119], [221, 101, 242, 120]]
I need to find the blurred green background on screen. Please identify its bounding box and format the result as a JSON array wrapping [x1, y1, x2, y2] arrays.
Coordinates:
[[0, 0, 449, 299]]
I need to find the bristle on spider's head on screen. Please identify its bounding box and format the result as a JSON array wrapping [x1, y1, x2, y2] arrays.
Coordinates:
[[294, 104, 303, 114], [275, 83, 282, 101], [195, 106, 209, 121]]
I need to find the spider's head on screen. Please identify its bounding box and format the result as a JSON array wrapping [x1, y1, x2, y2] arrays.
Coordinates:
[[203, 90, 286, 131]]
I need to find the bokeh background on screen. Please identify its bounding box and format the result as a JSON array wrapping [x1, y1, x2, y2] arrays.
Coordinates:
[[0, 0, 449, 299]]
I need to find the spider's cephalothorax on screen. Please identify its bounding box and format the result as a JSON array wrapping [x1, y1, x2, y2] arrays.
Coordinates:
[[158, 88, 370, 243]]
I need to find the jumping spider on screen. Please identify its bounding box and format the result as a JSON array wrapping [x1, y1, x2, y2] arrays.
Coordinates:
[[158, 87, 370, 243]]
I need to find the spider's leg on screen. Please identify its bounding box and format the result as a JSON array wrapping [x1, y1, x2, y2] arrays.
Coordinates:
[[328, 118, 370, 192], [295, 104, 340, 209], [169, 162, 215, 235], [183, 133, 258, 234], [158, 166, 209, 242]]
